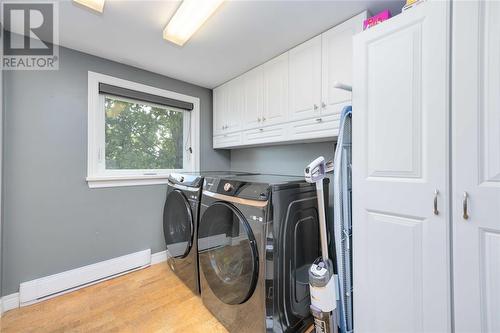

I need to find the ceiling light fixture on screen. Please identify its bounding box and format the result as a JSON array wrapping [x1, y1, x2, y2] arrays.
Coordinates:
[[163, 0, 224, 46], [73, 0, 105, 13]]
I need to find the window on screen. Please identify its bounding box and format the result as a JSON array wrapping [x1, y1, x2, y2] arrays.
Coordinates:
[[87, 72, 199, 188]]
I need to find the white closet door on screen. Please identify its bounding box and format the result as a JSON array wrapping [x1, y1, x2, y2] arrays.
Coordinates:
[[352, 2, 450, 332], [289, 35, 321, 121], [452, 2, 500, 332]]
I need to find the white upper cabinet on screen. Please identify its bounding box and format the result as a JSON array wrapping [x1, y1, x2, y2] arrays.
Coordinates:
[[263, 52, 289, 126], [289, 35, 322, 121], [321, 11, 366, 117], [213, 78, 243, 139], [213, 12, 366, 149], [226, 76, 244, 133], [213, 83, 228, 136], [243, 66, 264, 130]]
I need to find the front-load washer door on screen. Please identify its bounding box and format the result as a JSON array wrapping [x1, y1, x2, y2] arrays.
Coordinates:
[[163, 189, 194, 259], [198, 202, 259, 305]]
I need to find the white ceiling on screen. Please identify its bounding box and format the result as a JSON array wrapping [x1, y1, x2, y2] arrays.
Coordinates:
[[59, 0, 405, 88]]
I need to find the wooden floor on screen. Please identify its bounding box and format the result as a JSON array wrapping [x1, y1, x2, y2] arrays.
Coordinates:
[[0, 263, 228, 333]]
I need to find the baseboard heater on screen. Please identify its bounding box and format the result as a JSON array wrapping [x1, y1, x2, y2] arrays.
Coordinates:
[[19, 249, 151, 306]]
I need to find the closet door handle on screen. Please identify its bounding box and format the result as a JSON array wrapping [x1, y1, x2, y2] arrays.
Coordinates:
[[433, 189, 439, 215], [463, 192, 469, 220]]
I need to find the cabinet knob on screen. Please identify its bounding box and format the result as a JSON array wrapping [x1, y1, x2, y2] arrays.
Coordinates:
[[259, 128, 264, 132], [313, 104, 319, 110], [321, 102, 326, 109], [258, 118, 261, 122], [315, 118, 322, 122], [262, 117, 266, 121]]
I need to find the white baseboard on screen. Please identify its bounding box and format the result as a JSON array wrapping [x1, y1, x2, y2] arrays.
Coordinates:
[[19, 249, 152, 307], [2, 292, 20, 313], [151, 250, 168, 265], [0, 249, 169, 314]]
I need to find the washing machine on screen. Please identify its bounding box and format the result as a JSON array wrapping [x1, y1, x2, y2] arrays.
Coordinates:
[[162, 171, 254, 295], [198, 174, 327, 332]]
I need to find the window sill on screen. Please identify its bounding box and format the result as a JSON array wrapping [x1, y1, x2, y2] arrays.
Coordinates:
[[86, 174, 171, 188]]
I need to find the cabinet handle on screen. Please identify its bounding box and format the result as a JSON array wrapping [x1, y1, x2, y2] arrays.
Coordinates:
[[321, 102, 326, 109], [313, 104, 319, 110], [315, 118, 322, 122], [463, 192, 469, 220], [433, 189, 439, 215], [262, 117, 266, 121], [259, 128, 264, 132]]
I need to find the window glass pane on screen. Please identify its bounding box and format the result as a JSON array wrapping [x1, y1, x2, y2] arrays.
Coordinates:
[[105, 96, 184, 170]]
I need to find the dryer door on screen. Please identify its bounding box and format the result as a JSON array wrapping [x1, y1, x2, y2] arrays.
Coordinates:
[[198, 202, 259, 305], [163, 189, 194, 259]]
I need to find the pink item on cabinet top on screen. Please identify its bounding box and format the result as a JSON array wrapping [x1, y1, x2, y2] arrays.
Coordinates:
[[363, 10, 391, 30]]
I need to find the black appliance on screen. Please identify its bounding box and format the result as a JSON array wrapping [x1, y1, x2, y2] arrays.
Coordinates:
[[162, 171, 254, 295], [197, 174, 327, 332]]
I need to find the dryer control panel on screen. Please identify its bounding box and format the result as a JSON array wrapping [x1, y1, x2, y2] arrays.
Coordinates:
[[204, 176, 269, 201]]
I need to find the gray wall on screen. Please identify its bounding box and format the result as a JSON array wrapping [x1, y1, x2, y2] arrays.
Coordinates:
[[230, 141, 335, 176], [2, 46, 229, 295], [230, 141, 337, 219]]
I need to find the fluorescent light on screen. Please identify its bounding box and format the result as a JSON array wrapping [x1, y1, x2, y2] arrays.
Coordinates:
[[73, 0, 105, 13], [163, 0, 224, 46]]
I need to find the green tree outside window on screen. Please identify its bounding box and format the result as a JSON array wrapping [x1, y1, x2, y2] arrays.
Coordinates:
[[105, 96, 184, 170]]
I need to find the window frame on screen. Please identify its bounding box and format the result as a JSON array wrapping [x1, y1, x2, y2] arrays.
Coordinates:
[[87, 71, 200, 188]]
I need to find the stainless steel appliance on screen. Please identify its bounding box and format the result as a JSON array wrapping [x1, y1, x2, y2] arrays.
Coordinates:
[[162, 171, 254, 295], [198, 174, 328, 332]]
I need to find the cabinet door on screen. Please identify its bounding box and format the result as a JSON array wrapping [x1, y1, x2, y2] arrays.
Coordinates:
[[352, 3, 450, 332], [213, 132, 242, 149], [452, 2, 500, 332], [321, 11, 366, 116], [289, 35, 321, 121], [213, 84, 228, 136], [243, 124, 287, 146], [226, 77, 244, 133], [288, 114, 339, 141], [243, 67, 264, 129], [263, 53, 288, 126]]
